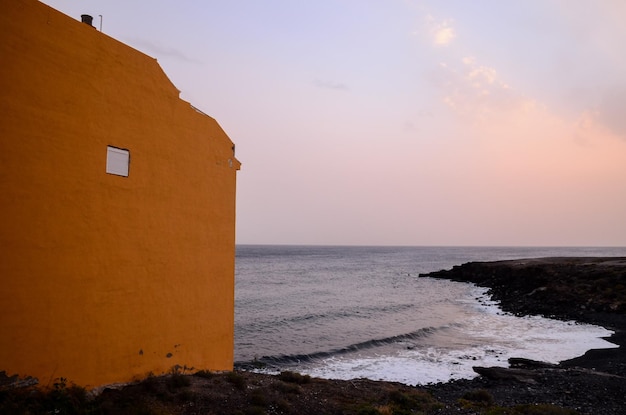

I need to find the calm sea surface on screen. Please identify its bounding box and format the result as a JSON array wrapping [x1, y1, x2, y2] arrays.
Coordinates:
[[234, 245, 625, 384]]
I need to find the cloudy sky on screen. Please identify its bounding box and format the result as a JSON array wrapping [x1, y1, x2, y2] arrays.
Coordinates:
[[44, 0, 626, 246]]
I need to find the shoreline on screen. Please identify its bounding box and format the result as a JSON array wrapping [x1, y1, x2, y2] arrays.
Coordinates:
[[421, 257, 626, 376], [2, 257, 625, 414]]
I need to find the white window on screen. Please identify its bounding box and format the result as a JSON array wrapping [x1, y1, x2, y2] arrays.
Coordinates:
[[106, 146, 129, 177]]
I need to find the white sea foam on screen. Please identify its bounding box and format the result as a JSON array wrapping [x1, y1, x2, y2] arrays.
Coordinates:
[[300, 326, 616, 385], [299, 292, 617, 385]]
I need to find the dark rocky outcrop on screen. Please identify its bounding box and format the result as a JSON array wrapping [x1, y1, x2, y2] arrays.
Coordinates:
[[421, 257, 626, 322], [421, 257, 626, 414]]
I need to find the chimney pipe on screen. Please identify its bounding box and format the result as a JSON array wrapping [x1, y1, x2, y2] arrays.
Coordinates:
[[81, 14, 94, 26]]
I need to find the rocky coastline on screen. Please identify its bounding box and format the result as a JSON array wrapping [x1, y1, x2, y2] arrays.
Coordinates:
[[2, 257, 625, 414], [420, 257, 626, 414]]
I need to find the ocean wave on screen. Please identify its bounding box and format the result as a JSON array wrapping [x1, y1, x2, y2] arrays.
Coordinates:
[[235, 325, 443, 370]]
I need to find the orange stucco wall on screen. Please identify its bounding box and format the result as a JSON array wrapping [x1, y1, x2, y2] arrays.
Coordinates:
[[0, 0, 240, 388]]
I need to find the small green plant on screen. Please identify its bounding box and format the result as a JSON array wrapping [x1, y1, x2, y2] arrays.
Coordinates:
[[273, 381, 301, 394], [226, 371, 247, 390], [44, 377, 88, 414], [462, 388, 495, 406], [354, 404, 381, 415], [167, 372, 191, 390], [387, 389, 442, 413], [277, 371, 311, 384], [274, 397, 292, 413], [193, 369, 214, 379], [249, 388, 268, 407], [140, 372, 162, 394]]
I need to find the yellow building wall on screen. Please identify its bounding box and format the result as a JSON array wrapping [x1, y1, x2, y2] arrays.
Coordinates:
[[0, 0, 240, 388]]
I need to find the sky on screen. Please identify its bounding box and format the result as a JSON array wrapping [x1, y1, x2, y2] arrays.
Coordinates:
[[43, 0, 626, 247]]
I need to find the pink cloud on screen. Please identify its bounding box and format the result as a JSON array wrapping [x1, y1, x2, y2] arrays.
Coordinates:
[[424, 15, 455, 46], [597, 87, 626, 140], [432, 56, 530, 123]]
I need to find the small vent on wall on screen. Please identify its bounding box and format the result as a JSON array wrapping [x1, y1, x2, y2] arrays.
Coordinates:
[[106, 146, 130, 177]]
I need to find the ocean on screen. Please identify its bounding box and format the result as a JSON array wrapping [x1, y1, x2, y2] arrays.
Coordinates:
[[234, 245, 625, 385]]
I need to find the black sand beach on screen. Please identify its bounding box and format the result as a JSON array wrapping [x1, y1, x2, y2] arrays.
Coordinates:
[[2, 257, 625, 414]]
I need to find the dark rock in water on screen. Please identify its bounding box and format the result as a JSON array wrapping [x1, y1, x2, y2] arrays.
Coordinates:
[[508, 357, 557, 369], [472, 366, 539, 383]]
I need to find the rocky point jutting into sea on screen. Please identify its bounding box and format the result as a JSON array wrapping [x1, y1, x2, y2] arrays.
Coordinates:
[[1, 257, 625, 414], [420, 257, 626, 414]]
